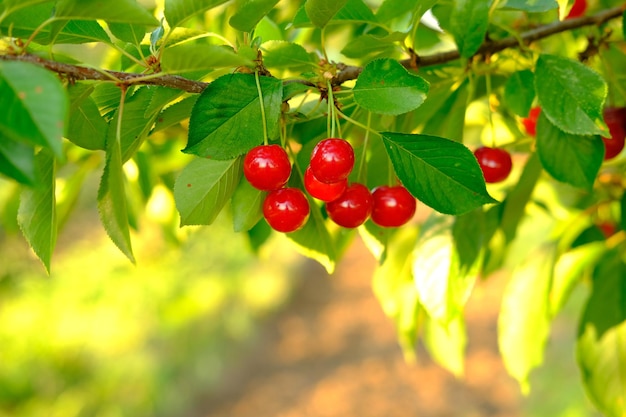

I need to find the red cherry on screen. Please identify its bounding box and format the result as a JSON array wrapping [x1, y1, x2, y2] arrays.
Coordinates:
[[243, 144, 291, 191], [309, 138, 355, 184], [304, 166, 347, 202], [521, 106, 541, 137], [474, 146, 513, 183], [566, 0, 587, 19], [263, 188, 310, 233], [598, 222, 617, 238], [326, 183, 373, 228], [602, 107, 626, 160], [371, 186, 417, 228]]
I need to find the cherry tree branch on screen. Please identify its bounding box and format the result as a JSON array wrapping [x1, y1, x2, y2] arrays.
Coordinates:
[[0, 5, 623, 93], [334, 5, 625, 84]]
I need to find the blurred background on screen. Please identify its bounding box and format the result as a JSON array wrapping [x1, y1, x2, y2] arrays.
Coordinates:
[[0, 170, 602, 417]]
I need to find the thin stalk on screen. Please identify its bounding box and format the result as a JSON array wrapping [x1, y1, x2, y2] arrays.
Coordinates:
[[254, 70, 269, 146], [336, 107, 381, 138], [327, 80, 337, 138], [356, 112, 373, 183], [485, 72, 496, 148]]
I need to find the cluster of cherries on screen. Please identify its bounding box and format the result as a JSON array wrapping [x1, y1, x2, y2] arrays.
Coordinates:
[[243, 138, 416, 233]]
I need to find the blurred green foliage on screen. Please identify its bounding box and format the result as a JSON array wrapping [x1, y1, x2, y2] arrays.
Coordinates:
[[0, 192, 301, 417]]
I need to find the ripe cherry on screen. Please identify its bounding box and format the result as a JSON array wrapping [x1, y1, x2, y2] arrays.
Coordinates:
[[598, 222, 617, 238], [304, 166, 347, 202], [474, 146, 513, 183], [243, 144, 291, 191], [371, 186, 417, 228], [602, 107, 626, 160], [521, 106, 541, 137], [309, 138, 355, 184], [566, 0, 587, 19], [326, 183, 373, 228], [263, 188, 310, 233]]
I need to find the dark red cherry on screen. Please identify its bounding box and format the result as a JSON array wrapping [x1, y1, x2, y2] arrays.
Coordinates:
[[326, 183, 373, 228], [309, 138, 355, 184], [243, 144, 291, 191], [566, 0, 587, 19], [371, 186, 417, 228], [263, 188, 310, 233], [474, 146, 513, 183], [304, 166, 347, 202], [602, 107, 626, 160], [521, 106, 541, 137]]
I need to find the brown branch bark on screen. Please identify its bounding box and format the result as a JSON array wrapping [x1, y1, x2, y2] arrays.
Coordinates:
[[0, 52, 209, 93], [1, 5, 623, 93]]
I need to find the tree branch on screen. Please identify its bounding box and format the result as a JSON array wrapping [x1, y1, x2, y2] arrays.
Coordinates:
[[0, 52, 209, 93], [334, 5, 625, 84], [1, 5, 623, 93]]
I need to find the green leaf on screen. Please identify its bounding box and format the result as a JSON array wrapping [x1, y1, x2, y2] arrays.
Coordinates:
[[161, 43, 253, 74], [423, 314, 466, 377], [449, 0, 491, 58], [621, 192, 626, 232], [421, 79, 469, 142], [499, 153, 542, 243], [55, 0, 158, 25], [184, 74, 283, 159], [551, 241, 606, 317], [499, 0, 558, 12], [536, 113, 604, 190], [577, 252, 626, 417], [97, 132, 135, 263], [108, 23, 146, 45], [17, 149, 57, 273], [499, 243, 557, 392], [286, 201, 338, 274], [0, 138, 36, 185], [67, 85, 107, 151], [504, 70, 535, 117], [294, 0, 377, 26], [353, 59, 429, 115], [372, 227, 420, 358], [535, 54, 608, 136], [231, 179, 266, 232], [0, 3, 111, 44], [164, 0, 230, 27], [106, 87, 161, 162], [229, 0, 279, 32], [261, 41, 316, 70], [174, 157, 243, 226], [412, 215, 480, 324], [305, 0, 350, 27], [376, 0, 438, 23], [1, 0, 51, 10], [381, 132, 497, 215], [0, 61, 68, 159], [340, 32, 404, 59], [152, 96, 199, 132]]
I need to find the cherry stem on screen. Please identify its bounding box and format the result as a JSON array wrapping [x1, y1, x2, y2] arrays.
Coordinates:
[[254, 70, 269, 146], [336, 107, 382, 138], [485, 72, 496, 148], [327, 80, 337, 138], [116, 85, 128, 147], [356, 112, 372, 183]]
